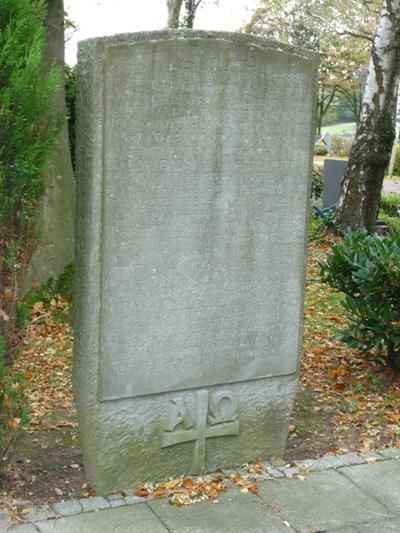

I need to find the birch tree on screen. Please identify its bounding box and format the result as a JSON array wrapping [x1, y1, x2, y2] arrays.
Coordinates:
[[387, 84, 400, 175], [166, 0, 214, 29], [336, 0, 400, 232], [167, 0, 183, 28]]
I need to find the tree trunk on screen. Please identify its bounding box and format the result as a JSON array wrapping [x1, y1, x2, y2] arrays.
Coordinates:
[[185, 0, 202, 29], [167, 0, 183, 28], [27, 0, 75, 288], [388, 118, 400, 174], [316, 83, 325, 135], [388, 84, 400, 175], [335, 0, 400, 233], [316, 83, 336, 136]]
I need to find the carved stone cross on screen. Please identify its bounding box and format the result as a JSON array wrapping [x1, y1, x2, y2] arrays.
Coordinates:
[[162, 390, 240, 473]]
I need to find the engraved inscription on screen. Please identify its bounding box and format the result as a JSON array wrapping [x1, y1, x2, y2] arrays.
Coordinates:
[[99, 39, 313, 400], [162, 390, 240, 472]]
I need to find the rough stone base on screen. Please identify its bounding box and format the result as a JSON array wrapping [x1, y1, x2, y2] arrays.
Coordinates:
[[79, 375, 297, 494]]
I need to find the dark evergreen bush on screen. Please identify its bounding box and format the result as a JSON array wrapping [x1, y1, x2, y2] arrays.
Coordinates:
[[319, 229, 400, 371]]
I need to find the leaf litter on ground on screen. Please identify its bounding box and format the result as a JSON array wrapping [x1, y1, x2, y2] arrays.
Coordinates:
[[132, 464, 262, 506]]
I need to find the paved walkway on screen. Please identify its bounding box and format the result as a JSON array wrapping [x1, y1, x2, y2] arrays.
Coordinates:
[[383, 178, 400, 194], [3, 449, 400, 532]]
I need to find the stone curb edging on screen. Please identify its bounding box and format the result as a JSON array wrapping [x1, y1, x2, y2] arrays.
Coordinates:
[[2, 447, 399, 529]]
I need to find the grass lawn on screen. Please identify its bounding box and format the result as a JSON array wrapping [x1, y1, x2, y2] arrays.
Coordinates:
[[322, 122, 356, 135], [2, 233, 400, 514]]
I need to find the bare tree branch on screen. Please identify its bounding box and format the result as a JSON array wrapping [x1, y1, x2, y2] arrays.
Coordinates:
[[185, 0, 203, 29], [304, 9, 325, 23], [338, 29, 374, 42]]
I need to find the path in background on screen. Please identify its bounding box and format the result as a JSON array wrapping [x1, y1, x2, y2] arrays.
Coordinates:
[[383, 179, 400, 194], [314, 154, 400, 195]]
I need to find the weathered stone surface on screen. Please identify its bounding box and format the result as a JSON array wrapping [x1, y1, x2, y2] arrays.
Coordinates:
[[306, 453, 364, 472], [354, 519, 400, 532], [0, 512, 12, 531], [257, 470, 394, 532], [124, 496, 144, 506], [24, 505, 56, 523], [378, 447, 400, 459], [75, 30, 317, 493], [108, 499, 125, 509], [79, 497, 110, 512], [359, 451, 382, 461], [269, 458, 287, 467], [340, 460, 400, 513], [259, 468, 284, 479], [34, 505, 168, 532], [8, 525, 37, 533], [326, 526, 362, 533], [52, 501, 82, 517], [327, 520, 400, 533], [27, 133, 75, 289], [148, 489, 291, 533]]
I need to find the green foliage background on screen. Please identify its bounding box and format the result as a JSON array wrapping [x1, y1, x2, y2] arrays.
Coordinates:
[[391, 145, 400, 176], [379, 193, 400, 232], [0, 0, 61, 238], [0, 0, 61, 462], [65, 65, 76, 172]]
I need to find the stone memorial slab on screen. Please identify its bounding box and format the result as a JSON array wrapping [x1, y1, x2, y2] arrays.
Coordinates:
[[323, 159, 348, 207], [75, 30, 317, 493]]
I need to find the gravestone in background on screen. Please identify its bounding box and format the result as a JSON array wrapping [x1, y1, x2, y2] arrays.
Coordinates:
[[323, 132, 333, 153], [26, 150, 75, 287], [26, 0, 75, 289], [323, 159, 348, 207], [75, 30, 318, 494], [314, 132, 332, 154]]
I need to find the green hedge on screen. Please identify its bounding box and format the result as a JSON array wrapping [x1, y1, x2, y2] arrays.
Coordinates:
[[380, 192, 400, 217], [0, 0, 61, 463], [379, 193, 400, 232]]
